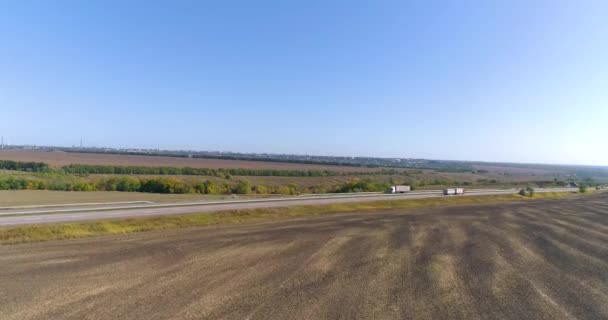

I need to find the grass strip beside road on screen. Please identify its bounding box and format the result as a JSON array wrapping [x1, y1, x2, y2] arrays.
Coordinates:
[[0, 192, 576, 245]]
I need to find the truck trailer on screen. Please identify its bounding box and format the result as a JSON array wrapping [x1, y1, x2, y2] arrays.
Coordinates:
[[390, 185, 411, 193], [444, 188, 464, 195]]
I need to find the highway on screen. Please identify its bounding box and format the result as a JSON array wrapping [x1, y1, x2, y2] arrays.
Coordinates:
[[0, 188, 578, 226]]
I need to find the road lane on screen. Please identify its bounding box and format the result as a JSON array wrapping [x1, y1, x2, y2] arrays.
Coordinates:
[[0, 200, 154, 210]]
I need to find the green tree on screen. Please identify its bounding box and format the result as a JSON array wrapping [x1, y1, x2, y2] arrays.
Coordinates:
[[234, 180, 252, 194], [204, 180, 218, 194], [275, 186, 291, 195], [253, 185, 268, 194], [526, 186, 535, 197]]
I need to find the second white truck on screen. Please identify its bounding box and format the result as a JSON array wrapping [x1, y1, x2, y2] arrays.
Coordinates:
[[444, 188, 465, 195]]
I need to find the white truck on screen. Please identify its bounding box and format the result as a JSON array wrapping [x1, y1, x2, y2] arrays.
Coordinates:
[[390, 185, 411, 193], [444, 188, 464, 195]]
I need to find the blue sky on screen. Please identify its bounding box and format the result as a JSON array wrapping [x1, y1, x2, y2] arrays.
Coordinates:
[[1, 1, 607, 165]]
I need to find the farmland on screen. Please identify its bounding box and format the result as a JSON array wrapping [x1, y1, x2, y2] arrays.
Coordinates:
[[0, 149, 604, 200], [0, 167, 547, 197], [0, 150, 379, 172], [1, 193, 607, 319]]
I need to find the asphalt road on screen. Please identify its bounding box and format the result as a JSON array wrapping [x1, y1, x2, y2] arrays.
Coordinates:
[[1, 193, 607, 320], [0, 188, 579, 226], [0, 190, 444, 215]]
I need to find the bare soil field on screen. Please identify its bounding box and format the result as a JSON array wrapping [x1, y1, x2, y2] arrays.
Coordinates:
[[0, 150, 378, 172], [1, 194, 607, 319], [471, 164, 573, 182]]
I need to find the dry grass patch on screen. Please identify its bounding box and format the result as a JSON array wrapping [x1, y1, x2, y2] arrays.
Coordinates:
[[0, 190, 238, 207]]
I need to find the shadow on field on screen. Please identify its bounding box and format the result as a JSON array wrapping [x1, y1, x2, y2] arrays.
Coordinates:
[[1, 194, 608, 320]]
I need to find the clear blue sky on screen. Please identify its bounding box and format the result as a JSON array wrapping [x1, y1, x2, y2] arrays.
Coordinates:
[[1, 1, 607, 165]]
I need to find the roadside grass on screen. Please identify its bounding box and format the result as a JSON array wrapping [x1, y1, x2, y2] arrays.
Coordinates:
[[0, 190, 261, 207], [525, 192, 573, 199], [0, 192, 579, 245]]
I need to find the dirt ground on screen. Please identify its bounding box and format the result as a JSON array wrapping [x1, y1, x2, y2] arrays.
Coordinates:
[[0, 150, 378, 172], [1, 195, 607, 320]]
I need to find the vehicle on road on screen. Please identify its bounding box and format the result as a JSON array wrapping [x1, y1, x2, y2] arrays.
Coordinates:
[[390, 185, 411, 193], [444, 188, 465, 195]]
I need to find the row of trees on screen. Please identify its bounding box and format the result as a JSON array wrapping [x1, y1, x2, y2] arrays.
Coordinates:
[[0, 175, 387, 195], [0, 175, 301, 195], [62, 164, 420, 177], [62, 164, 348, 177], [0, 160, 422, 177], [333, 180, 391, 193], [0, 160, 48, 172]]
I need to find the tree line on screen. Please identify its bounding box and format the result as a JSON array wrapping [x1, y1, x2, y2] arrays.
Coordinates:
[[62, 164, 413, 177], [1, 161, 416, 177], [0, 160, 49, 172], [62, 164, 346, 177], [0, 175, 391, 195]]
